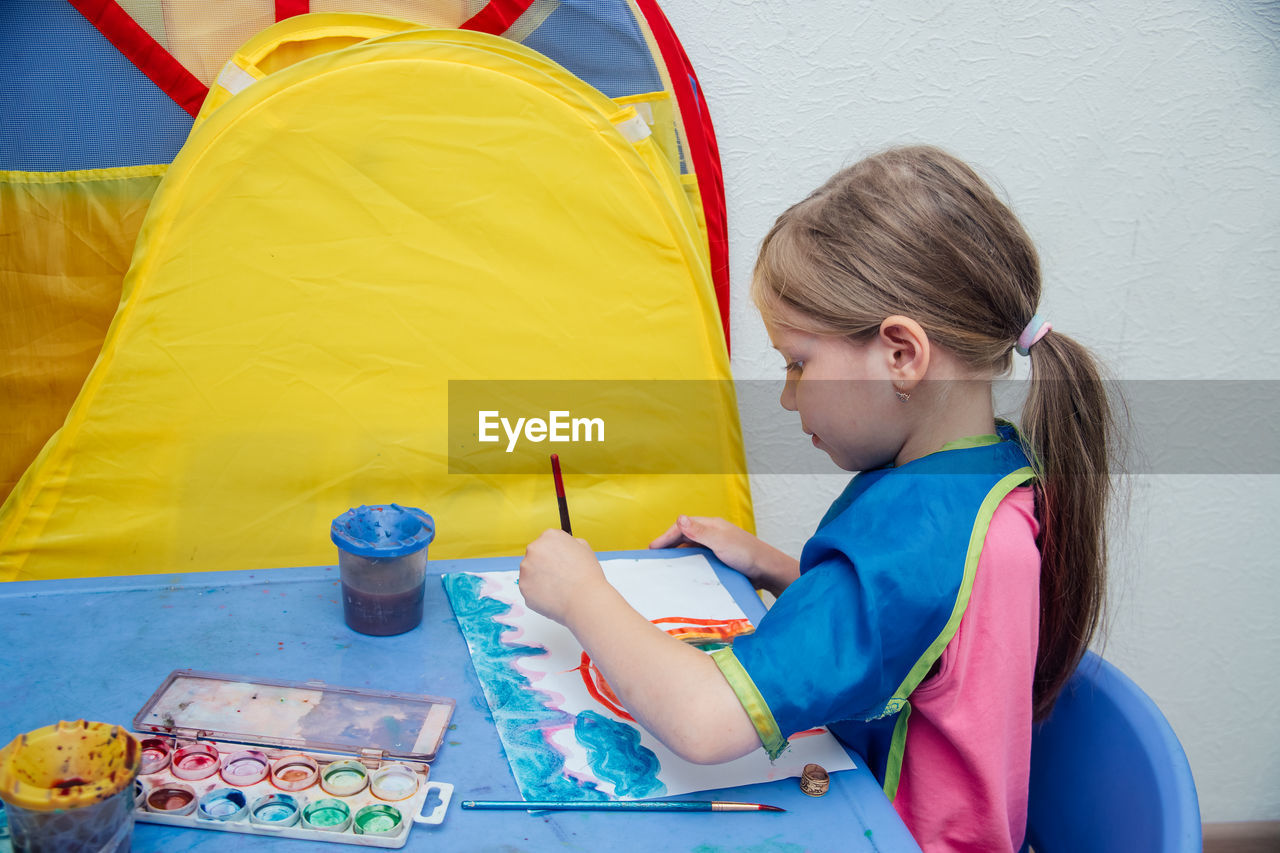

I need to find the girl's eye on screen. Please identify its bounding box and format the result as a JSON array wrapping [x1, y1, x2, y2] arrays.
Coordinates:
[[784, 360, 804, 375]]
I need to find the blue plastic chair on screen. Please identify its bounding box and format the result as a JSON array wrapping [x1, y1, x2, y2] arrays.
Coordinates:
[[1023, 651, 1201, 852]]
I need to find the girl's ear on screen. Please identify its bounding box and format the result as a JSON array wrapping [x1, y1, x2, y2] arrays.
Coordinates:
[[878, 315, 930, 391]]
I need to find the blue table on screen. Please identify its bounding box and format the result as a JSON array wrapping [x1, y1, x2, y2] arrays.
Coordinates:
[[0, 549, 920, 852]]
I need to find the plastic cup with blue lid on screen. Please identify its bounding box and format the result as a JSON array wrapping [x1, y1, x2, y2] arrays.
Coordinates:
[[330, 504, 435, 636]]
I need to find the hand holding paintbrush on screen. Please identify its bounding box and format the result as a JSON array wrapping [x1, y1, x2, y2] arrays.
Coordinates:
[[518, 455, 599, 622], [518, 454, 764, 766]]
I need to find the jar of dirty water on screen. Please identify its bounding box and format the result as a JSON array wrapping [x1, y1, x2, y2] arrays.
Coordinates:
[[0, 720, 140, 853], [331, 504, 435, 636]]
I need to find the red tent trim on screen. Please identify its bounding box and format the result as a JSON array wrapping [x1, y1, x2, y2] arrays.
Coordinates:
[[67, 0, 537, 118], [632, 0, 731, 351], [275, 0, 310, 22], [461, 0, 536, 34], [67, 0, 209, 118]]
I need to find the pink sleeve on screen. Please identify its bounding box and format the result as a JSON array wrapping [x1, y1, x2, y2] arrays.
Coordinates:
[[892, 485, 1040, 853]]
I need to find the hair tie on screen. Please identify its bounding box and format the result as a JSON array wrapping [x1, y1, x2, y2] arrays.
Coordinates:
[[1015, 313, 1052, 356]]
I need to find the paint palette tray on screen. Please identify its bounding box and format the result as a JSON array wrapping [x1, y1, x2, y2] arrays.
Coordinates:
[[130, 670, 456, 847]]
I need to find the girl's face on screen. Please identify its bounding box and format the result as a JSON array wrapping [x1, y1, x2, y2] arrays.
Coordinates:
[[764, 310, 906, 472]]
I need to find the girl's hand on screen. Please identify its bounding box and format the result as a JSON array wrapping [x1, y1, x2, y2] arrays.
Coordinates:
[[649, 515, 762, 572], [518, 529, 608, 624], [648, 516, 800, 597]]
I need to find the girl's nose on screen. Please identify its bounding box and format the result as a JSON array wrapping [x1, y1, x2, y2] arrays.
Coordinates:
[[779, 376, 798, 411]]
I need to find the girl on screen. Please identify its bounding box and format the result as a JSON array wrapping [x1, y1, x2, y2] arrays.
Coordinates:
[[518, 145, 1114, 852]]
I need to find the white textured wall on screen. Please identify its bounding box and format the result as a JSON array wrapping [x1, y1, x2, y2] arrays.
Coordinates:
[[663, 0, 1280, 823]]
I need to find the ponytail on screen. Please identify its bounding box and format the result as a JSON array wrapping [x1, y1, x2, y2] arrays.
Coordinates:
[[1021, 331, 1114, 719]]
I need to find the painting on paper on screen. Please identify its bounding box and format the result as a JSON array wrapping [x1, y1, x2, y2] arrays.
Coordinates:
[[442, 554, 856, 801]]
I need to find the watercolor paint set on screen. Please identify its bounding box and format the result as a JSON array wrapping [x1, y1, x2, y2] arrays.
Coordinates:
[[128, 670, 455, 848]]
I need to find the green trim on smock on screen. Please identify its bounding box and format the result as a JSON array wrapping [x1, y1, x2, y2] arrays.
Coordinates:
[[879, 465, 1036, 800], [936, 433, 1001, 452], [710, 647, 788, 760], [883, 702, 913, 801]]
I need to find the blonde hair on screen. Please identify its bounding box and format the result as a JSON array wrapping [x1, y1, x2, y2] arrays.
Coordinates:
[[754, 145, 1114, 719]]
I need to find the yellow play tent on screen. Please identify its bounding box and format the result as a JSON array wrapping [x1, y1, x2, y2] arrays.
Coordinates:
[[1, 1, 733, 512], [0, 19, 751, 582]]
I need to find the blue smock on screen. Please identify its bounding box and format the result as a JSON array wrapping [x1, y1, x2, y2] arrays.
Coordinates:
[[712, 424, 1035, 798]]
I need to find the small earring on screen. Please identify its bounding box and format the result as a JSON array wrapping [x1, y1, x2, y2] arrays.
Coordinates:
[[895, 389, 910, 402]]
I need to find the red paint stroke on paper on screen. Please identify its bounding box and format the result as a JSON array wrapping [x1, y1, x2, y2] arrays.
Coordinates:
[[578, 617, 754, 722]]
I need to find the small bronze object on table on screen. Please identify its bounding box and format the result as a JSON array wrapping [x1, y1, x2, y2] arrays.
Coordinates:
[[799, 763, 829, 797]]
